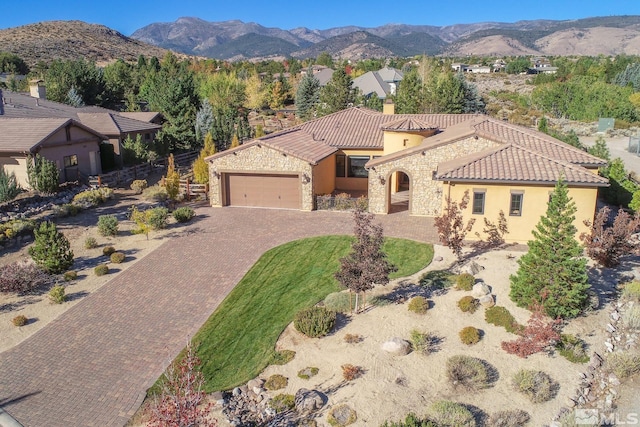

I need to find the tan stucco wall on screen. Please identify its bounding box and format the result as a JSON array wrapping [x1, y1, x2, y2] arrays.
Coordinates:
[[0, 156, 28, 188], [368, 136, 501, 215], [336, 149, 382, 193], [313, 155, 336, 195], [208, 144, 315, 210], [382, 130, 436, 155], [444, 182, 599, 243]]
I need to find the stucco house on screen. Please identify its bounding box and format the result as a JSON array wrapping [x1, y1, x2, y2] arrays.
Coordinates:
[[206, 104, 608, 242]]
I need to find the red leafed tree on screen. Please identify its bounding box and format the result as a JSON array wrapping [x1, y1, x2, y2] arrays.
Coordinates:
[[581, 206, 640, 268], [147, 342, 216, 427], [434, 190, 476, 259], [501, 305, 562, 358]]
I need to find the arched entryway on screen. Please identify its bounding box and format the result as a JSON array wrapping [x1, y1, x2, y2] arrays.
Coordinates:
[[386, 170, 411, 213]]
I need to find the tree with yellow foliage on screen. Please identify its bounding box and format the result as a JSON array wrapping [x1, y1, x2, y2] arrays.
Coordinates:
[[193, 132, 216, 184], [230, 134, 240, 149], [164, 154, 180, 201]]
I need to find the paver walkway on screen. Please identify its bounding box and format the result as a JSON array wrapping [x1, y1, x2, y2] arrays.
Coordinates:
[[0, 207, 437, 427]]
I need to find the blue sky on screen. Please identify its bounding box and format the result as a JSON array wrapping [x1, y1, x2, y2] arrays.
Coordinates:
[[2, 0, 639, 35]]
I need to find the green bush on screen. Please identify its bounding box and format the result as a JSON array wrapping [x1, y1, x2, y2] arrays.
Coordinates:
[[72, 187, 113, 208], [94, 264, 109, 276], [110, 252, 125, 264], [0, 219, 35, 239], [455, 273, 475, 291], [408, 296, 429, 314], [173, 206, 195, 223], [328, 404, 357, 427], [323, 291, 353, 313], [271, 350, 295, 365], [459, 326, 481, 345], [49, 285, 66, 304], [130, 179, 148, 194], [410, 329, 437, 355], [622, 281, 640, 301], [28, 221, 74, 274], [294, 306, 336, 338], [488, 410, 530, 427], [485, 306, 521, 333], [264, 374, 288, 390], [446, 355, 492, 392], [623, 305, 640, 330], [380, 413, 438, 427], [419, 270, 454, 289], [429, 400, 475, 427], [297, 366, 319, 380], [513, 369, 557, 403], [63, 270, 78, 281], [97, 214, 118, 237], [142, 185, 168, 202], [269, 393, 295, 413], [0, 168, 21, 203], [84, 237, 98, 249], [606, 353, 640, 379], [103, 246, 116, 256], [54, 203, 80, 218], [27, 154, 58, 193], [556, 334, 589, 363], [147, 207, 169, 230], [458, 296, 479, 313], [12, 314, 28, 326]]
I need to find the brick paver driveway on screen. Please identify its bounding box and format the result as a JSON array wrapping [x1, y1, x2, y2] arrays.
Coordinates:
[[0, 207, 436, 427]]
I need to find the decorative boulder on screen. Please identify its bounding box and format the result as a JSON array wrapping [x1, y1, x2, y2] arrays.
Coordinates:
[[472, 282, 491, 298], [381, 337, 412, 356], [295, 388, 326, 413], [479, 294, 495, 308], [456, 260, 484, 275], [247, 378, 264, 390]]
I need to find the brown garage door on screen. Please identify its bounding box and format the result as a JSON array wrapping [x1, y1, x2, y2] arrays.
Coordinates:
[[225, 173, 301, 209]]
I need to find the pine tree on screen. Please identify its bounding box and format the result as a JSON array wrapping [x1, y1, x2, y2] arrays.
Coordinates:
[[393, 69, 424, 114], [193, 133, 216, 184], [318, 69, 355, 116], [295, 68, 321, 120], [0, 168, 21, 203], [509, 179, 589, 318], [164, 154, 180, 201], [194, 99, 214, 143], [26, 154, 59, 194], [28, 221, 74, 274]]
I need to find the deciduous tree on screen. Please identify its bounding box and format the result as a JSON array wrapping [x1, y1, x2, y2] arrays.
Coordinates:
[[434, 190, 476, 259], [581, 206, 640, 267]]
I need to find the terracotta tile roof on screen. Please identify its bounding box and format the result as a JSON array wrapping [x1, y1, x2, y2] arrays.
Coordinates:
[[380, 117, 438, 131], [0, 118, 106, 153], [206, 128, 337, 165], [76, 113, 160, 135], [435, 143, 609, 187]]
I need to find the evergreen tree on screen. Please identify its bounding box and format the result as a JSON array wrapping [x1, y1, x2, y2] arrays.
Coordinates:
[[0, 168, 21, 202], [28, 221, 74, 274], [26, 154, 59, 193], [587, 136, 611, 161], [318, 69, 355, 116], [195, 99, 214, 143], [394, 69, 424, 114], [192, 133, 216, 184], [164, 154, 180, 201], [509, 179, 590, 318], [66, 86, 85, 107], [295, 68, 321, 120]]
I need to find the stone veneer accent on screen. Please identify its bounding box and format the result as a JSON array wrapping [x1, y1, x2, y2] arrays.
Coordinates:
[[368, 136, 500, 216], [208, 144, 315, 210]]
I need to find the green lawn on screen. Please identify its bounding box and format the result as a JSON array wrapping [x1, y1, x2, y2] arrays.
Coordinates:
[[190, 235, 433, 392]]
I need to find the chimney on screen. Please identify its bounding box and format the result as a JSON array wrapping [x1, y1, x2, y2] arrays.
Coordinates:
[[29, 79, 46, 99], [383, 99, 395, 115]]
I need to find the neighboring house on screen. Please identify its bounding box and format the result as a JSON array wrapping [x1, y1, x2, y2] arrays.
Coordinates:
[[353, 67, 404, 99], [206, 105, 608, 243], [0, 85, 162, 168], [314, 68, 335, 86], [0, 118, 105, 187]]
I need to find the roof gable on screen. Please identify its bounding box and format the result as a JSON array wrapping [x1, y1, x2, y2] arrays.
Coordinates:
[[0, 118, 106, 153]]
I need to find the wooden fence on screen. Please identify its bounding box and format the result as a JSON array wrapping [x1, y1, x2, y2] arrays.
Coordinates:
[[179, 178, 208, 201]]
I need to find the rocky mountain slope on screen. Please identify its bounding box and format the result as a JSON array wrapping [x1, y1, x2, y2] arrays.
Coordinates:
[[0, 20, 171, 65]]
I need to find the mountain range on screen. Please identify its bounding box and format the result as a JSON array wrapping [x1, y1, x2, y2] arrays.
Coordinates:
[[2, 16, 640, 66]]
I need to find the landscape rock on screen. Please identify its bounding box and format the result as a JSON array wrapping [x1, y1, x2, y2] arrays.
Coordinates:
[[472, 282, 491, 297], [247, 378, 265, 390], [381, 337, 412, 355], [456, 260, 484, 275], [294, 388, 326, 413], [434, 256, 443, 262], [479, 294, 495, 307]]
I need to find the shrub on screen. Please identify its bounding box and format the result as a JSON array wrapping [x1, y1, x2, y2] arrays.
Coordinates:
[[456, 273, 475, 291], [622, 281, 640, 301], [54, 203, 80, 217], [429, 400, 475, 427], [294, 306, 336, 338], [458, 296, 479, 313], [512, 369, 557, 403], [97, 214, 118, 237], [12, 315, 28, 326], [485, 306, 521, 334], [49, 285, 66, 304], [446, 355, 492, 392], [419, 270, 454, 290], [0, 219, 35, 238], [435, 191, 477, 259], [63, 270, 78, 281], [110, 252, 125, 264], [297, 367, 319, 380], [380, 414, 438, 427], [94, 264, 109, 276], [623, 305, 640, 330], [173, 206, 195, 223], [28, 221, 74, 274], [147, 207, 169, 230], [264, 374, 288, 390], [581, 207, 640, 268], [556, 334, 589, 363], [501, 307, 561, 358], [324, 291, 353, 313], [142, 185, 169, 202], [327, 404, 357, 427], [410, 329, 438, 355], [103, 246, 116, 256], [269, 393, 295, 413], [341, 364, 363, 381], [0, 168, 21, 202], [408, 296, 429, 314], [72, 187, 113, 208], [271, 350, 295, 365], [130, 179, 148, 194], [343, 333, 362, 344], [84, 237, 98, 249], [369, 294, 393, 306], [488, 409, 530, 427], [606, 353, 640, 379], [0, 260, 51, 294], [459, 326, 481, 345], [26, 153, 58, 193]]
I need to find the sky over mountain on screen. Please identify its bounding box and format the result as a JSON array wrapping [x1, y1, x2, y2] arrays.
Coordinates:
[[1, 0, 639, 35]]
